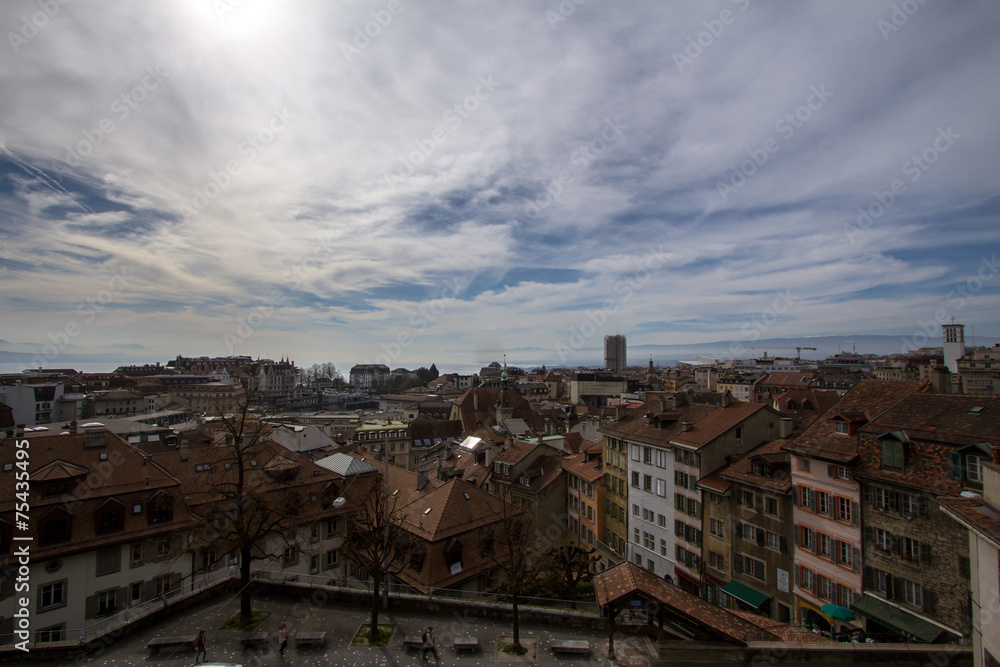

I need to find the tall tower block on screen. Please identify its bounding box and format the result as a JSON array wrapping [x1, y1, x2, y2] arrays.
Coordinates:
[[604, 334, 627, 374], [942, 323, 965, 373]]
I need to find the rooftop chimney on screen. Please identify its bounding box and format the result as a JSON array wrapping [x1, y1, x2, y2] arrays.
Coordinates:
[[681, 421, 692, 432], [721, 391, 731, 407], [416, 466, 428, 491], [779, 417, 794, 439], [180, 440, 189, 462], [69, 420, 79, 435]]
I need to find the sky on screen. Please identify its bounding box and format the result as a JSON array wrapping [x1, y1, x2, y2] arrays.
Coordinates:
[[1, 0, 998, 372]]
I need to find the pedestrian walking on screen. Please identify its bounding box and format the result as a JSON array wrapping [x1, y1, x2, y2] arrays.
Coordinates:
[[279, 622, 289, 656], [421, 625, 439, 662], [194, 629, 207, 664]]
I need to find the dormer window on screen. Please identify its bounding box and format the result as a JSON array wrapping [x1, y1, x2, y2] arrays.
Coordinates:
[[444, 538, 463, 575], [833, 420, 849, 435], [95, 499, 125, 535], [40, 508, 72, 546], [881, 440, 905, 470], [966, 455, 983, 483], [751, 460, 771, 478], [147, 492, 173, 525]]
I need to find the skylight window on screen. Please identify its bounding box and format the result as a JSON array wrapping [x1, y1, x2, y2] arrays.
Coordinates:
[[423, 508, 432, 515]]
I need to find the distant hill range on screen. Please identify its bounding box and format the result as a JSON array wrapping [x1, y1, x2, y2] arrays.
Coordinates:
[[0, 339, 161, 367], [473, 334, 1000, 370]]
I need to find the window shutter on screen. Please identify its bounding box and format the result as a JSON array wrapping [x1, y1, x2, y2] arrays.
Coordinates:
[[958, 556, 971, 578], [756, 528, 765, 547], [827, 464, 835, 478], [144, 580, 158, 601], [734, 554, 744, 573], [170, 573, 182, 596], [888, 493, 898, 512], [863, 485, 872, 503], [891, 576, 903, 602], [116, 586, 128, 610], [810, 531, 817, 555], [863, 566, 874, 589], [85, 594, 99, 619], [918, 497, 930, 519], [852, 547, 860, 572], [795, 565, 801, 587], [923, 588, 936, 615], [736, 522, 743, 539], [779, 536, 788, 554], [863, 525, 873, 543], [851, 502, 859, 527], [890, 534, 900, 554], [792, 485, 798, 506], [792, 524, 799, 546], [755, 494, 763, 513], [920, 543, 932, 566], [949, 452, 962, 479]]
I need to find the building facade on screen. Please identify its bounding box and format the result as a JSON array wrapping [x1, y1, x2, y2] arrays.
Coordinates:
[[605, 335, 627, 374]]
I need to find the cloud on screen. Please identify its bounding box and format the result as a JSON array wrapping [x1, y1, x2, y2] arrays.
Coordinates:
[[0, 0, 998, 369]]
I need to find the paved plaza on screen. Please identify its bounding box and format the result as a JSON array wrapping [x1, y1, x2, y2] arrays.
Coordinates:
[[66, 591, 657, 666]]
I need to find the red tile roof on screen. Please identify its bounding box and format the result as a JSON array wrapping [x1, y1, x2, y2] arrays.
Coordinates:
[[939, 496, 1000, 547], [720, 439, 793, 493], [593, 562, 778, 645], [782, 381, 924, 463], [562, 452, 603, 484]]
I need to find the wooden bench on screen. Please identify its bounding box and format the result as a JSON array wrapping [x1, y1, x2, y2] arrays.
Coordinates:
[[146, 635, 195, 654], [240, 630, 270, 649], [453, 637, 479, 653], [295, 631, 327, 648], [403, 635, 424, 651], [551, 639, 590, 655]]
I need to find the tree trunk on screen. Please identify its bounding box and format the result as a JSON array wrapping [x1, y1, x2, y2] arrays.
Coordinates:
[[511, 592, 521, 651], [240, 545, 253, 621], [369, 575, 381, 642]]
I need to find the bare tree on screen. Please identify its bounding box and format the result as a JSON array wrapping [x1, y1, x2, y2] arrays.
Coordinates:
[[189, 385, 303, 622], [339, 470, 415, 643], [477, 486, 545, 654]]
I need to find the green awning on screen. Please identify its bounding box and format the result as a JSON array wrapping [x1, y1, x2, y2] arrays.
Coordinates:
[[721, 579, 771, 609], [850, 595, 944, 643]]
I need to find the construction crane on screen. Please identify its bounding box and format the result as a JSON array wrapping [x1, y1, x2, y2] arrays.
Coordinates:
[[748, 346, 818, 360]]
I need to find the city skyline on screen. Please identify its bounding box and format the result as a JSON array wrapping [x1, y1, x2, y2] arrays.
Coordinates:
[[1, 1, 999, 371]]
